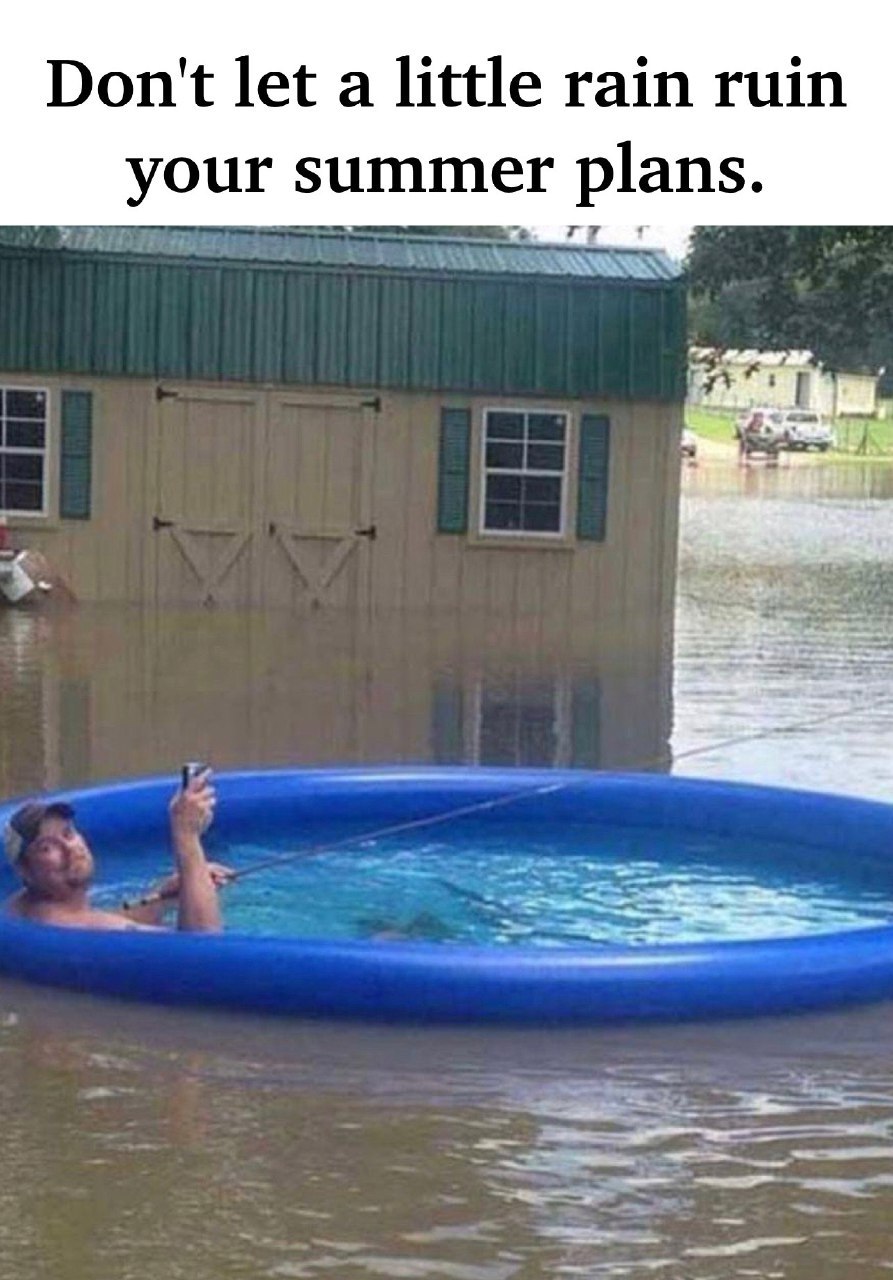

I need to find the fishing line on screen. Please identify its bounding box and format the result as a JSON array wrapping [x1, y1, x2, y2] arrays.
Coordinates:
[[125, 780, 566, 910], [124, 691, 893, 912], [667, 692, 893, 768]]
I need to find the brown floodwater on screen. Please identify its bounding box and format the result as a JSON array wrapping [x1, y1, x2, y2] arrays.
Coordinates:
[[1, 459, 893, 1279]]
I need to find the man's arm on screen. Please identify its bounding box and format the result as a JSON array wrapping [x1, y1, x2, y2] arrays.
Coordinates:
[[168, 772, 222, 933], [118, 863, 233, 926]]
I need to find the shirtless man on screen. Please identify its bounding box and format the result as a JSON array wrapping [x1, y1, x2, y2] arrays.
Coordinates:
[[2, 770, 229, 931]]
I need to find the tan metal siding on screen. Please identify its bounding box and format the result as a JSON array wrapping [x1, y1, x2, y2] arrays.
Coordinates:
[[1, 373, 680, 632]]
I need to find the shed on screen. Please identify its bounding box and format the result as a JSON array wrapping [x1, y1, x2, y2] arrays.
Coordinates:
[[0, 226, 685, 623]]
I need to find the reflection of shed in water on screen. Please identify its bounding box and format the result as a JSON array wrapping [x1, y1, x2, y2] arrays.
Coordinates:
[[0, 607, 672, 798], [0, 227, 685, 628]]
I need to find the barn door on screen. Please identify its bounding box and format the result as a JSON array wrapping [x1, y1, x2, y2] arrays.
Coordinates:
[[262, 393, 377, 611], [150, 387, 264, 607]]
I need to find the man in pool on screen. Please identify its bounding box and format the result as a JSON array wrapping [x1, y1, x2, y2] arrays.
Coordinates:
[[2, 769, 230, 932]]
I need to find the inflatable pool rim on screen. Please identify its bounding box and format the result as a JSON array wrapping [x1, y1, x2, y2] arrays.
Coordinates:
[[1, 766, 893, 1025]]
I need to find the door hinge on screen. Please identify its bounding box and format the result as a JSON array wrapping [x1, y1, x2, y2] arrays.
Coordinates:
[[354, 524, 377, 540], [155, 385, 179, 402], [360, 396, 382, 413], [152, 515, 175, 531]]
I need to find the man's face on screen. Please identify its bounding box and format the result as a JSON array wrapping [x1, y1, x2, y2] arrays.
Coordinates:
[[20, 816, 95, 899]]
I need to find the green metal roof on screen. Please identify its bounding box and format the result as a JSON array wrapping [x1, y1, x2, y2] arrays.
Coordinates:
[[0, 226, 682, 284], [0, 226, 686, 400]]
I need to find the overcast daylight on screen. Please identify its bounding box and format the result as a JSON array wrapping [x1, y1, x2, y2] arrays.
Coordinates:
[[533, 223, 692, 259]]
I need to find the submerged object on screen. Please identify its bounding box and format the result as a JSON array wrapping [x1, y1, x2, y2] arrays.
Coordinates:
[[0, 549, 54, 604], [1, 768, 893, 1025]]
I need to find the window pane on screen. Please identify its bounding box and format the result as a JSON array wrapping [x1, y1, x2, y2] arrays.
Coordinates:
[[486, 412, 524, 440], [482, 409, 567, 539], [4, 454, 43, 481], [485, 502, 522, 530], [2, 481, 43, 511], [528, 413, 566, 442], [522, 503, 561, 532], [523, 476, 561, 504], [526, 443, 565, 471], [486, 441, 523, 469], [5, 389, 47, 419], [477, 701, 518, 766], [487, 474, 522, 501], [518, 706, 557, 766], [479, 683, 557, 767], [6, 421, 45, 448]]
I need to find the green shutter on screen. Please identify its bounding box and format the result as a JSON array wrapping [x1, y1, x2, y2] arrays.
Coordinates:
[[577, 414, 610, 542], [437, 407, 471, 534], [432, 679, 465, 763], [571, 678, 602, 768], [60, 390, 93, 519]]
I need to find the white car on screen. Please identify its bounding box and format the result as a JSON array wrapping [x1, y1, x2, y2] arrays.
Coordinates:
[[775, 410, 836, 452], [681, 427, 697, 459]]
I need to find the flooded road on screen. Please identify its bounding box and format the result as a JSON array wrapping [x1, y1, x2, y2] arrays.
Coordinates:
[[674, 460, 893, 797], [1, 459, 893, 1279]]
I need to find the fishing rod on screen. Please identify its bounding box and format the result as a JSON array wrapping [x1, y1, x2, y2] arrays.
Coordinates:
[[124, 779, 567, 910], [123, 690, 893, 912]]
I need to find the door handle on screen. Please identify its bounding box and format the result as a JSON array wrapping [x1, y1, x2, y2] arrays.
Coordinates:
[[152, 516, 175, 531], [354, 524, 377, 540]]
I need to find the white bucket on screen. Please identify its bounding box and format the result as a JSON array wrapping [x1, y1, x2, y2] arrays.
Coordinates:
[[0, 552, 38, 604]]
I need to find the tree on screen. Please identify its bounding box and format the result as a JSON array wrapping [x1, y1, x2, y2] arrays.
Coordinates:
[[686, 227, 893, 381]]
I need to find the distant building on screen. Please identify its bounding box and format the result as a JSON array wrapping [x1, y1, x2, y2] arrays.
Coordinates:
[[688, 348, 879, 418]]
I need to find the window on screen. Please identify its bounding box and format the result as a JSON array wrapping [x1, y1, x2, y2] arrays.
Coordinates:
[[0, 387, 48, 515], [481, 409, 567, 536], [473, 677, 570, 767]]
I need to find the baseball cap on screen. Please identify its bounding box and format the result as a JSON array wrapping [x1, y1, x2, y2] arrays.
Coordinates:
[[3, 801, 76, 866]]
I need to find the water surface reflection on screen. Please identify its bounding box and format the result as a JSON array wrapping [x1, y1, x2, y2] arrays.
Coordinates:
[[0, 605, 671, 799], [4, 984, 893, 1280], [675, 461, 893, 797]]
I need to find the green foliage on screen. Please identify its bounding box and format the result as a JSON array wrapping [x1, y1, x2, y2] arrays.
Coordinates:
[[687, 227, 893, 381]]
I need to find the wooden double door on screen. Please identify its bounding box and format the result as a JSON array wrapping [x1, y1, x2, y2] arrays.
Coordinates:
[[148, 386, 377, 609]]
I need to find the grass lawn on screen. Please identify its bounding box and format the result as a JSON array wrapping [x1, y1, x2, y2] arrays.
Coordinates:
[[685, 406, 893, 458], [685, 408, 738, 446]]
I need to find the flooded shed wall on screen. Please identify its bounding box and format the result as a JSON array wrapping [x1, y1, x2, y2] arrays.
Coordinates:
[[0, 371, 682, 631], [0, 604, 672, 797]]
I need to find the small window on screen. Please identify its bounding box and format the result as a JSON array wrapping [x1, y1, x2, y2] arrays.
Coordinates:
[[474, 678, 570, 767], [0, 388, 48, 515], [481, 409, 568, 536]]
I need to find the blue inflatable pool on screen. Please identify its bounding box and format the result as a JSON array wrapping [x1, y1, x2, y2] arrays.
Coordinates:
[[2, 768, 893, 1025]]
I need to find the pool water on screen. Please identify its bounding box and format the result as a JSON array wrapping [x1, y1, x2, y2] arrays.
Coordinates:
[[92, 819, 893, 946]]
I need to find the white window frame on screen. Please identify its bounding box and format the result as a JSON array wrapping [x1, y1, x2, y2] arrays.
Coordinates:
[[478, 406, 570, 539], [0, 385, 50, 519], [469, 677, 572, 767]]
